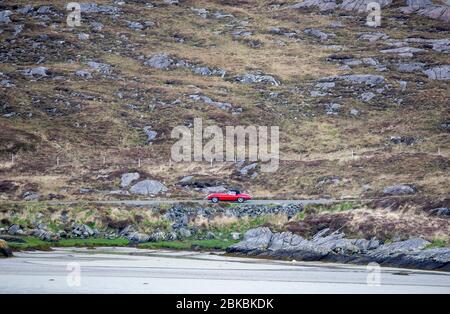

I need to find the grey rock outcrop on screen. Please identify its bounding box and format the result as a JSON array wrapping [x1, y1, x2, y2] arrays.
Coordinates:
[[228, 228, 450, 271], [423, 65, 450, 80], [120, 173, 140, 188]]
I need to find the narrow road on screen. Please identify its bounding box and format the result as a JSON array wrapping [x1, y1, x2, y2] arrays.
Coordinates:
[[48, 199, 336, 207], [1, 248, 449, 294]]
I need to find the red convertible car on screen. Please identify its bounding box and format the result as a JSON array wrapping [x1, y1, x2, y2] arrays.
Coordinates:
[[207, 190, 252, 203]]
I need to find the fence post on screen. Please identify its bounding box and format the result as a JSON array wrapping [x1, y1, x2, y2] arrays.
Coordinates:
[[11, 154, 14, 165], [56, 157, 60, 166], [138, 158, 141, 168]]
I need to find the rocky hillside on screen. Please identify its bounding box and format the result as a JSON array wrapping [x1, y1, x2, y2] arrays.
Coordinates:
[[0, 0, 449, 202]]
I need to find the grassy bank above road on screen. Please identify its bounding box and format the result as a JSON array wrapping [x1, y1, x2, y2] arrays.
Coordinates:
[[5, 237, 237, 252]]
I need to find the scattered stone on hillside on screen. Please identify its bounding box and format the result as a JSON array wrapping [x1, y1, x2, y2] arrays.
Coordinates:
[[239, 163, 258, 176], [75, 70, 92, 79], [360, 91, 376, 102], [90, 21, 104, 32], [72, 224, 97, 238], [164, 0, 180, 5], [127, 21, 144, 30], [108, 190, 130, 196], [22, 191, 40, 201], [78, 33, 89, 41], [358, 32, 390, 42], [80, 3, 121, 15], [441, 121, 450, 132], [87, 61, 112, 75], [396, 62, 426, 73], [380, 46, 426, 57], [235, 73, 280, 86], [8, 225, 23, 236], [17, 6, 34, 15], [145, 54, 226, 77], [0, 10, 12, 24], [0, 239, 12, 258], [322, 74, 385, 86], [430, 207, 450, 217], [143, 126, 157, 143], [189, 94, 232, 111], [179, 176, 194, 185], [324, 103, 341, 115], [120, 172, 140, 188], [130, 180, 168, 196], [390, 136, 416, 145], [304, 28, 334, 41], [423, 65, 450, 80], [383, 184, 417, 196], [145, 53, 173, 69], [431, 39, 450, 53], [350, 108, 360, 116], [23, 67, 48, 77], [316, 176, 341, 187]]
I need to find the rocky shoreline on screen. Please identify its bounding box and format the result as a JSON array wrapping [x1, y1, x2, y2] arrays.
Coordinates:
[[227, 227, 450, 272]]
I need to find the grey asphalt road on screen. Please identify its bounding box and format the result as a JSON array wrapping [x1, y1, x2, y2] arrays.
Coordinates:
[[1, 248, 449, 294], [48, 199, 336, 207]]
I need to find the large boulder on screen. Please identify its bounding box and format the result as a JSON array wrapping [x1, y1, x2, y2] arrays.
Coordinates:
[[0, 239, 12, 257], [130, 180, 168, 196]]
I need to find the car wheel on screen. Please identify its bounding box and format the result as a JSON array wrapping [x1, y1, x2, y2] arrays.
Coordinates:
[[237, 197, 245, 203], [211, 197, 219, 203]]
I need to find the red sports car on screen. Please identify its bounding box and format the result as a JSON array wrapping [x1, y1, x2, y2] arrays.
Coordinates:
[[207, 190, 252, 203]]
